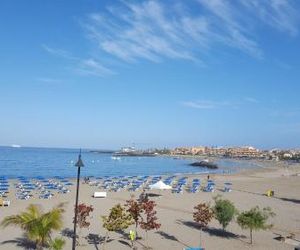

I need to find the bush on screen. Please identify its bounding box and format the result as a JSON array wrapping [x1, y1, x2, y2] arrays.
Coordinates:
[[193, 202, 214, 248], [213, 196, 237, 230], [237, 206, 275, 244]]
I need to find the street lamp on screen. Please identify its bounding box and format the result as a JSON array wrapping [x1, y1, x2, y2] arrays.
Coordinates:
[[72, 150, 84, 250]]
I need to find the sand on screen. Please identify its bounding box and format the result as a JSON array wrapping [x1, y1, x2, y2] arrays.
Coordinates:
[[0, 162, 300, 250]]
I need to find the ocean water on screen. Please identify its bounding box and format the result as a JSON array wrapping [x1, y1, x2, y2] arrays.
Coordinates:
[[0, 147, 260, 178]]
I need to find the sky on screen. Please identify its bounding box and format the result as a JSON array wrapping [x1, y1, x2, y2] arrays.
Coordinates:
[[0, 0, 300, 150]]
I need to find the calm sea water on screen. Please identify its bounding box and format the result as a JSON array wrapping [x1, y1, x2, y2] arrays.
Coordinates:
[[0, 147, 260, 178]]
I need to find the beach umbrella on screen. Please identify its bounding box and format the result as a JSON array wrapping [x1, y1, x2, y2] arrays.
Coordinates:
[[149, 180, 172, 190]]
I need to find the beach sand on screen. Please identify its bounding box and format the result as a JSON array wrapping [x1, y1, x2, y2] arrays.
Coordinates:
[[0, 162, 300, 250]]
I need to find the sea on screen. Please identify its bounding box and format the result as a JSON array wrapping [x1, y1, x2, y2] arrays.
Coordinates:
[[0, 146, 261, 178]]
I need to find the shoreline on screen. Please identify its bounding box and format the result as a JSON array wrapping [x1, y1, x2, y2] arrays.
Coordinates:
[[1, 162, 300, 249], [1, 156, 297, 180]]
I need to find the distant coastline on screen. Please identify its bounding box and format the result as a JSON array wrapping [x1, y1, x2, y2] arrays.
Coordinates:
[[90, 150, 116, 154], [0, 147, 274, 178]]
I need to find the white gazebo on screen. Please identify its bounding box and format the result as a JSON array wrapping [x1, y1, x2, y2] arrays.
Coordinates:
[[149, 180, 172, 190]]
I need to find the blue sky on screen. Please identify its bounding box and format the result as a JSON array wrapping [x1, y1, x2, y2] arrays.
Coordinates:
[[0, 0, 300, 149]]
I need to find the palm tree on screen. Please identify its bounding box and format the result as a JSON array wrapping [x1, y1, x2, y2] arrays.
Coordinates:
[[49, 237, 65, 250], [1, 204, 65, 249]]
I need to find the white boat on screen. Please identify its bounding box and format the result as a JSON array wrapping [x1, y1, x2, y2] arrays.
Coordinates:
[[111, 156, 121, 161], [11, 144, 21, 148]]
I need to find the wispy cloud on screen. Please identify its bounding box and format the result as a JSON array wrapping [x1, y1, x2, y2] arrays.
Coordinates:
[[42, 45, 114, 77], [43, 1, 299, 74], [42, 44, 77, 60], [36, 77, 63, 84], [269, 109, 300, 118], [244, 97, 259, 104], [198, 0, 262, 58], [181, 100, 233, 109], [76, 58, 115, 76], [182, 96, 261, 109], [81, 0, 298, 65], [274, 59, 293, 70], [240, 0, 299, 36], [83, 2, 201, 63]]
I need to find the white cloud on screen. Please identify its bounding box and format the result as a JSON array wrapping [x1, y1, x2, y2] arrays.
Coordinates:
[[36, 78, 63, 84], [83, 1, 211, 64], [76, 58, 115, 76], [241, 0, 299, 36], [182, 97, 262, 109], [274, 59, 293, 70], [244, 97, 259, 103], [198, 0, 263, 58], [42, 45, 77, 60], [269, 109, 300, 118], [42, 45, 114, 77], [84, 1, 199, 63], [82, 0, 299, 65], [181, 100, 232, 109], [43, 1, 299, 74]]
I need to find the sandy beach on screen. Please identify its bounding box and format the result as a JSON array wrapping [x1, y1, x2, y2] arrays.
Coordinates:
[[1, 162, 300, 250]]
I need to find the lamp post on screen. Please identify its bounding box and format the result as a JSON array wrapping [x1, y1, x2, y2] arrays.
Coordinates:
[[72, 150, 84, 250]]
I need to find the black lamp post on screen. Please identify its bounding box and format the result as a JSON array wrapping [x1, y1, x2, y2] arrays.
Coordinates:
[[72, 150, 84, 250]]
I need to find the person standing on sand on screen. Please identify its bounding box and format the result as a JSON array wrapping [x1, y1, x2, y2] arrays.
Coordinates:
[[139, 189, 145, 202], [139, 189, 149, 202]]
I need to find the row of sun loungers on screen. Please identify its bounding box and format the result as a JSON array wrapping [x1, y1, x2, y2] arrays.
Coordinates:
[[1, 175, 233, 203], [83, 175, 232, 194], [17, 177, 73, 200], [0, 177, 10, 204], [0, 176, 74, 202], [0, 177, 9, 197], [0, 177, 10, 206]]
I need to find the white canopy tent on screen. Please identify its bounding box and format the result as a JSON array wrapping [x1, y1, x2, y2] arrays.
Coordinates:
[[149, 180, 172, 190]]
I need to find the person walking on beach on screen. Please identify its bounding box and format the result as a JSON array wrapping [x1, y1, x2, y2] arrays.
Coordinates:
[[139, 189, 148, 202], [139, 189, 145, 201]]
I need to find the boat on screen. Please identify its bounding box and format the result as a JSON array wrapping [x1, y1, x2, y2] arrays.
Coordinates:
[[11, 144, 21, 148], [111, 156, 121, 160]]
